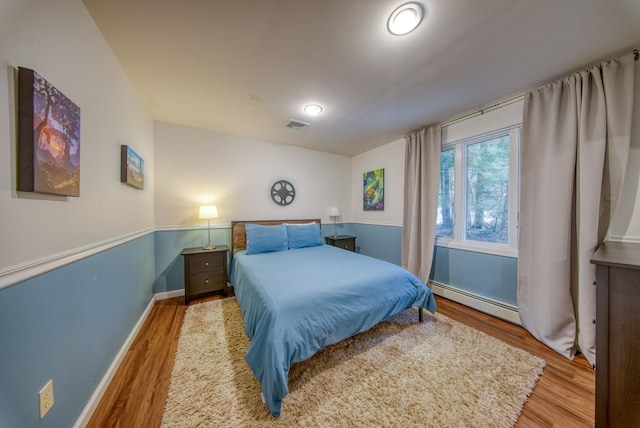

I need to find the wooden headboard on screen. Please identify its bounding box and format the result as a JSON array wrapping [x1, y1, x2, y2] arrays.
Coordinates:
[[230, 219, 322, 258]]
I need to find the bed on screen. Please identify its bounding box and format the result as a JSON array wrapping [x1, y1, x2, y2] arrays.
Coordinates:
[[228, 219, 437, 416]]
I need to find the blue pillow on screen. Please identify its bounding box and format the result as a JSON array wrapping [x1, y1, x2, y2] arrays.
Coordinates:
[[286, 223, 324, 249], [245, 224, 288, 255]]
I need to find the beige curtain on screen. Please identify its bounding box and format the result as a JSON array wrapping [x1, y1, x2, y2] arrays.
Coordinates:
[[402, 126, 441, 283], [518, 53, 635, 367]]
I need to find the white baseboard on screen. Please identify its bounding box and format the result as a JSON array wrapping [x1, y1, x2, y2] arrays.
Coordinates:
[[73, 293, 159, 428], [429, 280, 521, 325], [607, 234, 640, 243], [155, 288, 185, 300]]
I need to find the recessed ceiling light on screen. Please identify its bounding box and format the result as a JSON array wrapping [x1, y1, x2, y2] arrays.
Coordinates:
[[304, 104, 323, 116], [388, 2, 424, 35]]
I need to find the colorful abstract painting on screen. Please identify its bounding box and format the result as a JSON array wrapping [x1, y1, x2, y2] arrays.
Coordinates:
[[121, 145, 144, 189], [17, 67, 81, 196], [363, 168, 384, 211]]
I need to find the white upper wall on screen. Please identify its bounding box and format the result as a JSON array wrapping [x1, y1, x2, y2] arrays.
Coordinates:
[[0, 0, 154, 272], [442, 100, 524, 144], [351, 138, 406, 227], [347, 102, 523, 230], [154, 122, 351, 228], [1, 0, 638, 281], [609, 63, 640, 241], [351, 72, 640, 242]]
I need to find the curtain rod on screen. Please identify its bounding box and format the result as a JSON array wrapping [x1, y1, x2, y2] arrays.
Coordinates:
[[442, 49, 638, 129], [441, 93, 525, 129]]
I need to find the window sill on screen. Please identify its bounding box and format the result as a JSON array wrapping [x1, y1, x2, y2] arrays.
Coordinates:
[[435, 237, 518, 258]]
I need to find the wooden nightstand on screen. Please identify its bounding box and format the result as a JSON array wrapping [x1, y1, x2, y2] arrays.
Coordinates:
[[181, 246, 229, 305], [325, 235, 357, 252]]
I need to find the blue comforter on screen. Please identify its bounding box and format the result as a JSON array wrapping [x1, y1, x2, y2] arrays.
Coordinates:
[[228, 244, 436, 416]]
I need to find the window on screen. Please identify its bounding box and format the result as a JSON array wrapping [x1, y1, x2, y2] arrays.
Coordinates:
[[436, 149, 454, 238], [437, 126, 520, 256]]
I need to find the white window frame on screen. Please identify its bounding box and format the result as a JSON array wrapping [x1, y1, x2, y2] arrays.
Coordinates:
[[436, 125, 520, 258]]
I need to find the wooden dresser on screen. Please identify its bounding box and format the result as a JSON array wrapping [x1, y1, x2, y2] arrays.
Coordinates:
[[591, 241, 640, 428], [181, 246, 229, 305]]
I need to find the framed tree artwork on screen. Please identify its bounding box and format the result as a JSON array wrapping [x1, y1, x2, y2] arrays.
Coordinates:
[[17, 67, 81, 197]]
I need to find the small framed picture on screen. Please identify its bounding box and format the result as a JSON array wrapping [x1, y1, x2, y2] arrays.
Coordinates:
[[121, 145, 144, 189]]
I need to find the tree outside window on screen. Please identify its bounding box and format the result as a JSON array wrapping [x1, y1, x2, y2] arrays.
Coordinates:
[[437, 149, 454, 237], [465, 136, 509, 244]]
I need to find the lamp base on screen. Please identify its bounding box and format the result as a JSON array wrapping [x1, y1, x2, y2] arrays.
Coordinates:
[[202, 245, 216, 250]]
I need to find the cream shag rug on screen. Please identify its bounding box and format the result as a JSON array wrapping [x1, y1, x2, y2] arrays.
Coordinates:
[[162, 298, 545, 428]]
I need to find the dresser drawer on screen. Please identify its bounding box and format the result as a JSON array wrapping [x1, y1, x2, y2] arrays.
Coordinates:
[[188, 252, 224, 273], [188, 270, 226, 293]]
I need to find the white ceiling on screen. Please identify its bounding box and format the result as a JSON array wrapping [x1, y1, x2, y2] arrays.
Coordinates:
[[82, 0, 640, 157]]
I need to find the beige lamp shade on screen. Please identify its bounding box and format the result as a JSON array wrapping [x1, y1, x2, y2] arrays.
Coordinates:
[[199, 205, 219, 250], [199, 205, 219, 219]]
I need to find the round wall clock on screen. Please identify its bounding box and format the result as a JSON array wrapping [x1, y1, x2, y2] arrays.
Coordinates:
[[271, 180, 295, 206]]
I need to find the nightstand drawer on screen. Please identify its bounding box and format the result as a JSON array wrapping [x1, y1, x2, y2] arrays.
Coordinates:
[[325, 235, 357, 252], [188, 252, 224, 273], [335, 240, 355, 251], [189, 271, 226, 292], [181, 246, 229, 305]]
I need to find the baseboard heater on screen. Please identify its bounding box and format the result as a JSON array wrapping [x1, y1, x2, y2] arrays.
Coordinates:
[[428, 280, 521, 325]]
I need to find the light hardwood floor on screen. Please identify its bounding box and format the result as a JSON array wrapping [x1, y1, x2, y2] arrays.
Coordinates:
[[87, 294, 595, 427]]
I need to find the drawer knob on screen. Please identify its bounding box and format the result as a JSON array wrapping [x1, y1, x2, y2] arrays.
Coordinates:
[[205, 279, 209, 283], [205, 262, 209, 266]]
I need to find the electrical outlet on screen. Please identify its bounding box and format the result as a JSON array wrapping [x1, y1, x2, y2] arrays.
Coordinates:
[[38, 379, 54, 419]]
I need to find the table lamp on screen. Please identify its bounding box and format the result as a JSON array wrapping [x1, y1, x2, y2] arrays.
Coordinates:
[[329, 206, 341, 238], [199, 205, 219, 250]]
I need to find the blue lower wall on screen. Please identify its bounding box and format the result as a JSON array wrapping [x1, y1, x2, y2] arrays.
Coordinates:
[[153, 224, 356, 293], [0, 224, 517, 427], [153, 227, 231, 293], [342, 223, 402, 264], [153, 223, 404, 293], [0, 233, 155, 428], [431, 246, 517, 306], [341, 224, 517, 307], [154, 224, 518, 307]]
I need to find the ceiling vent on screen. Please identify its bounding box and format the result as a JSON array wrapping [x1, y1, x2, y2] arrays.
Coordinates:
[[286, 119, 310, 130]]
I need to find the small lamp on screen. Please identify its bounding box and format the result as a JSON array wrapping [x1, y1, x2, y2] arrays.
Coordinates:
[[329, 207, 341, 238], [199, 205, 219, 250]]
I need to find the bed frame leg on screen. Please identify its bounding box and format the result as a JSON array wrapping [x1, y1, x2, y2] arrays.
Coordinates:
[[418, 307, 424, 323]]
